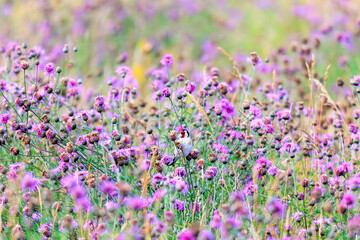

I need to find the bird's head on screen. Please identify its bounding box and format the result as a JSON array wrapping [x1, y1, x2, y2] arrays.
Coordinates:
[[180, 129, 190, 138]]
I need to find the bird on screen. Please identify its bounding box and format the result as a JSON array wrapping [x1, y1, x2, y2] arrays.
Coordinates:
[[174, 129, 193, 160]]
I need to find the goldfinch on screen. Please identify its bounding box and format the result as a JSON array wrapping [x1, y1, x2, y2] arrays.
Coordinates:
[[174, 129, 193, 160]]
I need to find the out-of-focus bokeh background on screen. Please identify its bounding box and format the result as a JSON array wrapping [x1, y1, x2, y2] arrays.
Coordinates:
[[0, 0, 360, 94]]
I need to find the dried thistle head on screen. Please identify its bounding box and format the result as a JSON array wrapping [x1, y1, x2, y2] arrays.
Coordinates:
[[219, 82, 228, 95], [41, 114, 50, 123], [168, 130, 177, 141], [85, 174, 96, 187], [153, 161, 163, 173], [60, 77, 69, 86], [209, 153, 217, 163], [11, 224, 24, 240], [65, 142, 74, 153], [323, 201, 333, 214], [62, 214, 74, 229], [10, 147, 20, 156], [20, 134, 30, 146], [116, 181, 131, 196]]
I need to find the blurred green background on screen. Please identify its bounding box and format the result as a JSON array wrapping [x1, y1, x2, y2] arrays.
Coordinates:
[[0, 0, 359, 93]]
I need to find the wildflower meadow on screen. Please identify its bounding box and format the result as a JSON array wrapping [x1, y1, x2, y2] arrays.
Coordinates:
[[0, 0, 360, 239]]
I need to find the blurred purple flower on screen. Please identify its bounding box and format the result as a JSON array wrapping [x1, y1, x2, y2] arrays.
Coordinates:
[[160, 53, 173, 67], [266, 198, 287, 218], [99, 180, 118, 197], [174, 199, 185, 211], [178, 229, 196, 240], [348, 215, 360, 238], [185, 82, 196, 93], [200, 40, 218, 64], [125, 197, 149, 210], [341, 193, 356, 209], [115, 65, 132, 77], [44, 63, 55, 76], [20, 172, 40, 191]]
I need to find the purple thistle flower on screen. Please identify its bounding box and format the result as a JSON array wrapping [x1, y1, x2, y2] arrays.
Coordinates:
[[314, 217, 331, 225], [12, 64, 20, 75], [99, 180, 118, 197], [250, 118, 265, 131], [94, 95, 105, 107], [0, 114, 9, 124], [151, 69, 167, 82], [341, 193, 356, 209], [44, 63, 55, 76], [279, 141, 299, 155], [61, 174, 92, 212], [154, 220, 167, 234], [291, 211, 304, 222], [152, 173, 164, 186], [174, 199, 185, 211], [219, 154, 228, 164], [164, 210, 174, 222], [205, 166, 218, 180], [348, 215, 360, 238], [161, 154, 175, 166], [75, 136, 87, 146], [71, 185, 86, 199], [20, 172, 40, 191], [283, 223, 291, 232], [175, 178, 188, 194], [190, 202, 200, 213], [185, 82, 196, 93], [338, 55, 348, 68], [198, 230, 214, 240], [125, 197, 149, 210], [210, 210, 222, 229], [266, 198, 287, 219], [214, 98, 235, 120], [160, 53, 173, 67], [347, 176, 360, 191], [0, 79, 7, 91], [174, 167, 186, 178], [212, 143, 229, 154], [298, 228, 307, 237], [348, 123, 358, 134], [10, 205, 18, 216], [59, 217, 78, 232], [301, 107, 312, 117], [249, 105, 262, 118], [104, 201, 118, 212], [38, 223, 52, 238], [336, 162, 352, 176], [243, 181, 257, 196], [276, 109, 291, 121], [256, 157, 272, 168], [115, 65, 132, 77], [227, 129, 244, 140], [32, 212, 42, 222], [350, 75, 360, 86], [151, 90, 165, 102], [141, 159, 151, 171], [178, 229, 196, 240], [267, 165, 278, 176], [336, 31, 353, 51], [161, 87, 172, 97]]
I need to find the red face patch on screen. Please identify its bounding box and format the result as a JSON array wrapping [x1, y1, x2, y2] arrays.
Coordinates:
[[180, 131, 185, 138]]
